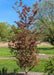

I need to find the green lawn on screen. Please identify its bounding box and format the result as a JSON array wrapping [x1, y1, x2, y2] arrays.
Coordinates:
[[0, 46, 54, 57], [0, 59, 47, 72], [0, 48, 13, 57], [37, 46, 54, 55], [0, 47, 54, 73]]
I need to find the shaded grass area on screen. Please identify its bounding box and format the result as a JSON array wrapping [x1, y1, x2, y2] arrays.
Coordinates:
[[0, 46, 54, 57], [0, 59, 47, 72]]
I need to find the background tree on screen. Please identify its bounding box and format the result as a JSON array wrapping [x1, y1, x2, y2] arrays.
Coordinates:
[[8, 0, 42, 75], [0, 22, 10, 41], [37, 0, 54, 45], [0, 22, 15, 42]]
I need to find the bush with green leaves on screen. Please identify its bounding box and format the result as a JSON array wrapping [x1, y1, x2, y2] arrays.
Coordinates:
[[14, 68, 19, 75], [0, 67, 7, 75], [44, 56, 54, 75], [0, 70, 2, 75]]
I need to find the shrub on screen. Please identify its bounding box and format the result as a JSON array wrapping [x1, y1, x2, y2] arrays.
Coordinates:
[[14, 68, 19, 75], [0, 67, 7, 75], [44, 56, 54, 75], [2, 67, 7, 75], [0, 70, 1, 75]]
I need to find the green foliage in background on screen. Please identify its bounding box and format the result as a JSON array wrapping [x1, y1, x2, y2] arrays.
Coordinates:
[[0, 22, 23, 42], [0, 22, 12, 42], [0, 22, 7, 41], [37, 0, 54, 45]]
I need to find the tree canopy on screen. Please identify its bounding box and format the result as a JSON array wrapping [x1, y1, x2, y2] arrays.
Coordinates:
[[0, 22, 15, 42], [8, 0, 42, 75], [37, 0, 54, 45]]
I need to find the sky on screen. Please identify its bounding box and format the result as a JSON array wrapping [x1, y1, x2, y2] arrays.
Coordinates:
[[0, 0, 40, 25]]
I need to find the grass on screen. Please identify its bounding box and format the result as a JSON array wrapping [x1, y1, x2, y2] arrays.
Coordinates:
[[0, 59, 24, 73], [37, 46, 54, 55], [0, 48, 13, 57], [31, 58, 47, 72], [0, 46, 54, 57], [0, 46, 54, 73], [0, 59, 47, 72]]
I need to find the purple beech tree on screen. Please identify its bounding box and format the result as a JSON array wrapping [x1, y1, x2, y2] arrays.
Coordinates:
[[8, 0, 42, 75]]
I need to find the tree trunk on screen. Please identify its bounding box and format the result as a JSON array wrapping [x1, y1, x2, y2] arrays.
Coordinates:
[[25, 67, 28, 75], [25, 71, 28, 75]]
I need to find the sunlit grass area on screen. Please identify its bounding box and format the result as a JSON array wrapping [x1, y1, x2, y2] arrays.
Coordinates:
[[0, 48, 13, 57], [0, 59, 47, 72], [0, 47, 54, 73]]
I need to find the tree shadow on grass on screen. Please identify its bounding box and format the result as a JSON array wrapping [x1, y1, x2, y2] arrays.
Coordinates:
[[37, 47, 54, 51]]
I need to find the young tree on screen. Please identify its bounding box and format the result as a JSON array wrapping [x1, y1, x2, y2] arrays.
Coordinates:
[[8, 0, 42, 75]]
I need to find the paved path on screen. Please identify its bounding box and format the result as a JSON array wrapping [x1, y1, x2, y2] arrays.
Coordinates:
[[0, 54, 54, 59], [37, 54, 54, 59], [0, 57, 15, 59], [4, 72, 45, 75]]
